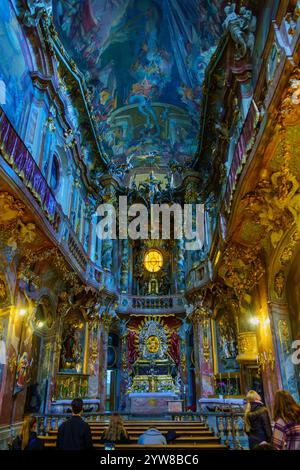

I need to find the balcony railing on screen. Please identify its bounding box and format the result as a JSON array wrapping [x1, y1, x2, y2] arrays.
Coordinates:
[[186, 260, 211, 293], [0, 107, 58, 222], [0, 107, 116, 295], [224, 102, 260, 212], [118, 294, 185, 314], [32, 411, 247, 449]]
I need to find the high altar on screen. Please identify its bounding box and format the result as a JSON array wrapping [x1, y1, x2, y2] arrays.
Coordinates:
[[126, 317, 182, 414]]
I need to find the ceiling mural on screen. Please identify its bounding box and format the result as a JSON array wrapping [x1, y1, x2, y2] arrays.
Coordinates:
[[53, 0, 224, 168]]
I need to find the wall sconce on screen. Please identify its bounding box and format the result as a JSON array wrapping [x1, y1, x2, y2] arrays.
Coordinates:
[[19, 308, 27, 317], [37, 321, 44, 329], [250, 316, 260, 326]]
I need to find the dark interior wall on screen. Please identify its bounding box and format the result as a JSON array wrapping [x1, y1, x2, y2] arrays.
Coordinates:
[[252, 0, 281, 87]]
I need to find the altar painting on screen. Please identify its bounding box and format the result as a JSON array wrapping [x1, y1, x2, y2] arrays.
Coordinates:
[[59, 314, 86, 374], [126, 316, 182, 394], [215, 310, 239, 374]]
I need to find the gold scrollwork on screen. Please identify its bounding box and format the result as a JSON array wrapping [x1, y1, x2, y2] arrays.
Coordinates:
[[278, 319, 290, 354], [236, 332, 258, 363]]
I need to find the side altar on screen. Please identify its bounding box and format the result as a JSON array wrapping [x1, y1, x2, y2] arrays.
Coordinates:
[[126, 318, 181, 414]]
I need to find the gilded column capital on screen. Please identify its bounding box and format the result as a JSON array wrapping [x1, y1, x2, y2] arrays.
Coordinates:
[[99, 311, 114, 332], [190, 304, 211, 324], [218, 242, 264, 295]]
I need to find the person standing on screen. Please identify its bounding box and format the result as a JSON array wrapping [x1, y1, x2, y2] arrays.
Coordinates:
[[57, 398, 93, 450], [272, 390, 300, 450], [244, 390, 272, 449]]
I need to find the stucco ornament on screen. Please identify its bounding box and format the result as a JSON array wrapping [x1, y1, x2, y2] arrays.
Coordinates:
[[223, 3, 256, 60], [139, 319, 169, 360]]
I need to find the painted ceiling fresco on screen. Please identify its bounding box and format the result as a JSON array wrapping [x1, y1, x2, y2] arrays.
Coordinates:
[[53, 0, 225, 168]]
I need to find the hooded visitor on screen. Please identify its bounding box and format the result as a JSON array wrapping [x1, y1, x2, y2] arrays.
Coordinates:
[[137, 428, 167, 445]]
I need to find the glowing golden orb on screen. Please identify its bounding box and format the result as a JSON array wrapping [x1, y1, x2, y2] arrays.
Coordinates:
[[147, 335, 160, 353], [144, 249, 163, 273]]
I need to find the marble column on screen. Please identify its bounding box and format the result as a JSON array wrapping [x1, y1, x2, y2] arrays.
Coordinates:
[[97, 314, 112, 412], [191, 307, 214, 407], [178, 322, 189, 407], [101, 239, 113, 271], [88, 214, 97, 262], [99, 176, 118, 272], [119, 320, 130, 411], [87, 318, 100, 400], [175, 239, 185, 293], [120, 240, 129, 293]]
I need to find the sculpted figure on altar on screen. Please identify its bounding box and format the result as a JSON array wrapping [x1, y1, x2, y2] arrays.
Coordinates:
[[59, 316, 85, 373], [139, 319, 169, 361], [127, 317, 181, 395]]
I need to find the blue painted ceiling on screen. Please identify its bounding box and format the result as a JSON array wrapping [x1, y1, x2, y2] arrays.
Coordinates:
[[53, 0, 225, 168]]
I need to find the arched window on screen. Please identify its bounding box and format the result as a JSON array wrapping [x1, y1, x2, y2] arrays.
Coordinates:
[[50, 155, 60, 191]]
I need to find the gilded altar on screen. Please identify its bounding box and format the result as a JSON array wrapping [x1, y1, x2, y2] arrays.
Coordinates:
[[54, 373, 89, 400], [127, 317, 181, 397], [129, 374, 180, 394]]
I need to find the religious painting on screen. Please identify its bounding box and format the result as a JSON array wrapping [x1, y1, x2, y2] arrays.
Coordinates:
[[14, 351, 33, 396], [138, 318, 169, 361], [37, 341, 52, 414], [59, 314, 85, 373], [215, 310, 239, 374], [53, 0, 224, 166], [0, 0, 33, 129], [33, 296, 55, 331]]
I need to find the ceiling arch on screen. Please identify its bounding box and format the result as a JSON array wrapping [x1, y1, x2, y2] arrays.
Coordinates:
[[53, 0, 225, 168]]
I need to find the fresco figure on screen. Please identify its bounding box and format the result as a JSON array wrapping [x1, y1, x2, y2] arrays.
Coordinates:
[[53, 0, 224, 165], [60, 325, 83, 373], [14, 352, 32, 395], [128, 80, 160, 136]]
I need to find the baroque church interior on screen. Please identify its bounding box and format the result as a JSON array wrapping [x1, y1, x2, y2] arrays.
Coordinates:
[[1, 0, 300, 454]]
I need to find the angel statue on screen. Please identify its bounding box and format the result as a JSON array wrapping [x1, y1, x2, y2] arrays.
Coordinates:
[[223, 3, 256, 60]]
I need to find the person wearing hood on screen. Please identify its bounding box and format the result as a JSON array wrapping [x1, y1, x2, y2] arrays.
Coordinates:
[[244, 390, 272, 449], [137, 428, 167, 446]]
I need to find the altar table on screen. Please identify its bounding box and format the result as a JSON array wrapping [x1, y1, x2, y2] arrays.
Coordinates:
[[128, 392, 179, 414]]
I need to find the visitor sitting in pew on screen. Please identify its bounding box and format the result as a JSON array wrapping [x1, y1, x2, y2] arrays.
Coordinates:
[[56, 398, 93, 450], [137, 428, 167, 445], [11, 416, 44, 450], [100, 414, 130, 445], [165, 430, 179, 444]]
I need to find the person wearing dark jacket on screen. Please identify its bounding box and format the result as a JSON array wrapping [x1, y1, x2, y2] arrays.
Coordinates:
[[244, 390, 272, 449], [12, 415, 44, 450], [56, 398, 93, 450]]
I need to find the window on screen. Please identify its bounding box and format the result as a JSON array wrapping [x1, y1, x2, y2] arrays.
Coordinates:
[[144, 249, 163, 273], [50, 155, 59, 191]]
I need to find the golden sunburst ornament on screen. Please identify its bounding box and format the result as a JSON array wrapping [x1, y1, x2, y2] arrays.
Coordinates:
[[144, 249, 163, 273]]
